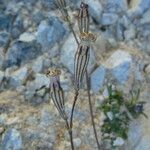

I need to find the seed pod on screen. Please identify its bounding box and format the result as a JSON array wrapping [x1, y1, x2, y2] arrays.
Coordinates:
[[74, 43, 90, 90], [56, 0, 67, 8], [56, 0, 69, 21], [47, 68, 67, 120], [78, 2, 89, 33]]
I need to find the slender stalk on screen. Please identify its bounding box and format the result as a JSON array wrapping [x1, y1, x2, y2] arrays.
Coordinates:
[[85, 70, 101, 150], [67, 20, 79, 45], [70, 90, 79, 129], [68, 130, 74, 150], [65, 119, 75, 150]]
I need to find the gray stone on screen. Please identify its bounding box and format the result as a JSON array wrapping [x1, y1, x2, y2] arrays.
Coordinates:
[[111, 59, 131, 84], [0, 70, 4, 83], [9, 66, 29, 88], [41, 0, 57, 10], [0, 51, 5, 69], [145, 64, 150, 74], [0, 114, 7, 125], [88, 0, 103, 23], [124, 25, 136, 41], [60, 34, 96, 73], [32, 11, 45, 24], [4, 41, 42, 68], [126, 121, 143, 149], [29, 73, 50, 90], [127, 0, 150, 19], [116, 23, 125, 41], [40, 108, 55, 127], [25, 73, 50, 100], [32, 56, 44, 73], [91, 66, 106, 93], [103, 0, 128, 13], [19, 32, 36, 42], [138, 0, 150, 12], [73, 138, 82, 148], [0, 14, 12, 31], [101, 13, 118, 25], [135, 138, 150, 150], [11, 16, 24, 39], [0, 32, 10, 48], [103, 50, 132, 84], [140, 9, 150, 25], [2, 128, 22, 150], [113, 137, 124, 146], [37, 17, 67, 50], [120, 15, 131, 28]]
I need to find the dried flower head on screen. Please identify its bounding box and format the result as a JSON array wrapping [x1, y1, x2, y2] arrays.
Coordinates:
[[78, 2, 89, 33], [79, 32, 97, 42], [46, 68, 61, 77], [47, 68, 67, 120], [74, 44, 90, 90]]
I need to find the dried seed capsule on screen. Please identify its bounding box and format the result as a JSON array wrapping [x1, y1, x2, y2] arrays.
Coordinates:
[[79, 32, 97, 42], [56, 0, 67, 8], [74, 43, 90, 90], [47, 68, 67, 120], [78, 2, 89, 33], [56, 0, 69, 21]]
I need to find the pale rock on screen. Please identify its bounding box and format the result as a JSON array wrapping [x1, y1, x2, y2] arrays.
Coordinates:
[[101, 13, 118, 25], [32, 56, 44, 73], [2, 128, 22, 150], [19, 32, 36, 42], [88, 0, 103, 23], [103, 0, 128, 13], [26, 73, 50, 94], [127, 0, 150, 19], [113, 137, 125, 146], [9, 66, 29, 88], [73, 138, 82, 148], [140, 9, 150, 25], [145, 64, 150, 74], [0, 70, 4, 83], [103, 50, 132, 84], [0, 52, 4, 69], [106, 111, 113, 120], [124, 25, 136, 41], [103, 50, 132, 69], [91, 66, 106, 93]]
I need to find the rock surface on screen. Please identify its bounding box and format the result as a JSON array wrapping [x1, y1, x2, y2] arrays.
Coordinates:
[[37, 17, 67, 50], [0, 0, 150, 149], [2, 128, 22, 150]]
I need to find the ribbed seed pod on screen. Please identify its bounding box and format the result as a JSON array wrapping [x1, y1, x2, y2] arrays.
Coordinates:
[[56, 0, 69, 21], [74, 43, 90, 90], [56, 0, 67, 8], [47, 68, 67, 120], [78, 2, 89, 33]]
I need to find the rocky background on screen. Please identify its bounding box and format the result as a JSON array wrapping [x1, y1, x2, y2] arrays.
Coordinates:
[[0, 0, 150, 150]]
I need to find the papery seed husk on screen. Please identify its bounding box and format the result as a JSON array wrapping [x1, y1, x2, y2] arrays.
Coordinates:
[[50, 77, 67, 120], [78, 2, 89, 33], [74, 44, 90, 90]]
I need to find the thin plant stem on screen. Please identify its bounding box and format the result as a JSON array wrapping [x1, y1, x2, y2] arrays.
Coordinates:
[[67, 19, 79, 45], [70, 90, 79, 129], [68, 130, 74, 150], [86, 70, 101, 150], [65, 119, 75, 150]]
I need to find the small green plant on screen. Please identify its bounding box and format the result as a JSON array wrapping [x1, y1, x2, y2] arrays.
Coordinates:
[[100, 85, 147, 148]]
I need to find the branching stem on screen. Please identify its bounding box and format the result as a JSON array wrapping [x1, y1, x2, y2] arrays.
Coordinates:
[[86, 70, 101, 150], [65, 119, 75, 150]]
